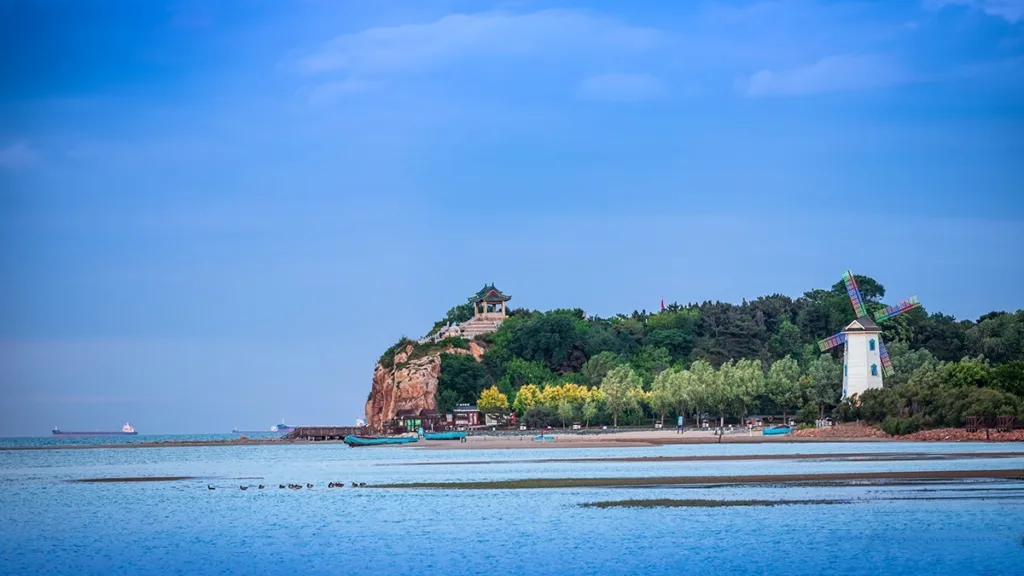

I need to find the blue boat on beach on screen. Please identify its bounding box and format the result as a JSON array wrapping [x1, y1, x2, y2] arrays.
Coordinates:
[[762, 425, 793, 436], [343, 435, 418, 447], [422, 431, 466, 440], [533, 434, 556, 442]]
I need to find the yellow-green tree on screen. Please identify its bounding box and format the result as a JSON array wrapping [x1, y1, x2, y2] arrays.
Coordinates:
[[512, 384, 542, 416], [477, 385, 510, 414], [650, 368, 679, 424], [600, 365, 642, 427]]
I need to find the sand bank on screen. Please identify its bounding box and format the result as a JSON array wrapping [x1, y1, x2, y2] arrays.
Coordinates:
[[386, 450, 1024, 466], [372, 468, 1024, 489]]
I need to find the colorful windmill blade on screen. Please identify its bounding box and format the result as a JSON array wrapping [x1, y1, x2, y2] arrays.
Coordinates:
[[817, 332, 847, 352], [874, 296, 921, 323], [842, 270, 868, 318], [878, 339, 895, 377]]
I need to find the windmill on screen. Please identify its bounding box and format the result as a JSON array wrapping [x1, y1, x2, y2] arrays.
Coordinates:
[[817, 270, 922, 400]]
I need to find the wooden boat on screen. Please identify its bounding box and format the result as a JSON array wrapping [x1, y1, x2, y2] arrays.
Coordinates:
[[422, 431, 466, 440], [762, 425, 793, 436], [343, 435, 418, 447]]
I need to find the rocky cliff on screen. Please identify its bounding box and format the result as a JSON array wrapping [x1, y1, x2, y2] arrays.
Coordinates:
[[364, 341, 485, 430]]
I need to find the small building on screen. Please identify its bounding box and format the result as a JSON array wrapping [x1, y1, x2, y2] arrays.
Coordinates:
[[418, 284, 512, 344], [453, 404, 481, 427], [390, 408, 446, 433]]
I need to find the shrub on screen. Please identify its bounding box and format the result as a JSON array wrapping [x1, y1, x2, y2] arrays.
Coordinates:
[[379, 337, 414, 370], [523, 405, 559, 429], [880, 416, 922, 436]]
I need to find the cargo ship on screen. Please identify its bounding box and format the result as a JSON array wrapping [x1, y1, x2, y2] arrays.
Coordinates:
[[52, 423, 138, 437], [232, 421, 296, 435]]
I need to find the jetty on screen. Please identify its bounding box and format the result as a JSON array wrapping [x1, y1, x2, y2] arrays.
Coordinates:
[[282, 426, 365, 441]]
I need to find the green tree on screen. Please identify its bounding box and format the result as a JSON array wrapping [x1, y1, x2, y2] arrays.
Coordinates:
[[687, 359, 717, 427], [438, 353, 492, 403], [581, 399, 600, 428], [766, 356, 802, 423], [557, 400, 576, 429], [506, 311, 587, 373], [944, 357, 991, 388], [768, 320, 804, 361], [436, 389, 460, 414], [886, 340, 937, 388], [580, 351, 619, 387], [600, 365, 642, 427], [650, 368, 679, 424], [991, 361, 1024, 396], [805, 354, 841, 419], [706, 360, 733, 428], [497, 358, 555, 396], [629, 345, 672, 387], [731, 358, 765, 422]]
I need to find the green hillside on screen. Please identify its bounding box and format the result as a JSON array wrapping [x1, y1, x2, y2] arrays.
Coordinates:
[[381, 275, 1024, 433]]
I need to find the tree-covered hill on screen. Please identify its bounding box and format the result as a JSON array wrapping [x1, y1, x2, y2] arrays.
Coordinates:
[[381, 275, 1024, 433]]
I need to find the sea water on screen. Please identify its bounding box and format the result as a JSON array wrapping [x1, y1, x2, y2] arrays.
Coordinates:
[[1, 441, 1023, 575]]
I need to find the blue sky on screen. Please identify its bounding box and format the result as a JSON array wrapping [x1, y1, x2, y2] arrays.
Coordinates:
[[1, 0, 1022, 436]]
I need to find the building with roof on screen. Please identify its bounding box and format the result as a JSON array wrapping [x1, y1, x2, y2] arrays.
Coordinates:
[[420, 285, 512, 343], [842, 316, 884, 399]]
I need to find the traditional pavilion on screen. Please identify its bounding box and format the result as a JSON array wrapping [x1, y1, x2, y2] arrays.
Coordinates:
[[420, 284, 512, 343], [469, 284, 511, 318]]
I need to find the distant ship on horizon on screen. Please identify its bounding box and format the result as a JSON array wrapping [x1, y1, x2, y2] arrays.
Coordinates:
[[232, 420, 296, 434], [52, 423, 138, 437]]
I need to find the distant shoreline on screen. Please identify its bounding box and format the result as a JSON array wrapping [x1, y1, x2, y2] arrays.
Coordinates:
[[2, 428, 1022, 451]]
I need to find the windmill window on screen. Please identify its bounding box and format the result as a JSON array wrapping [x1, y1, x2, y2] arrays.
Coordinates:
[[871, 364, 878, 376], [844, 364, 848, 377], [869, 339, 876, 351]]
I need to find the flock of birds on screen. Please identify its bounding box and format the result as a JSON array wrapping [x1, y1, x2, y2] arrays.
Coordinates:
[[208, 482, 366, 490]]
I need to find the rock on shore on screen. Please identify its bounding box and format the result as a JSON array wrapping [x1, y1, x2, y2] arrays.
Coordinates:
[[364, 341, 485, 430]]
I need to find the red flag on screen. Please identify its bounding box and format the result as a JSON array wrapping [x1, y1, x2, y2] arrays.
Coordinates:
[[660, 297, 665, 311]]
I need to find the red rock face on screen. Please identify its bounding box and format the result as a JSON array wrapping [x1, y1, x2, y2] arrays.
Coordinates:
[[364, 342, 486, 429]]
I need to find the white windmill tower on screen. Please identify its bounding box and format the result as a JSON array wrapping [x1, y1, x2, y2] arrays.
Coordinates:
[[817, 270, 922, 400]]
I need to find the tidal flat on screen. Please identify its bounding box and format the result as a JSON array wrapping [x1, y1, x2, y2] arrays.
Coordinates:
[[371, 468, 1024, 489], [580, 498, 847, 508], [3, 441, 1023, 575]]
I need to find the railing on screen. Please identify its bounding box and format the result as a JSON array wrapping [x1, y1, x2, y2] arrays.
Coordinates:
[[282, 426, 365, 441]]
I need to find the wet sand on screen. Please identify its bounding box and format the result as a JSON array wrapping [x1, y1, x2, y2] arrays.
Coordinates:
[[581, 499, 846, 508], [68, 475, 263, 483], [372, 468, 1024, 489], [70, 476, 197, 483], [385, 451, 1024, 466]]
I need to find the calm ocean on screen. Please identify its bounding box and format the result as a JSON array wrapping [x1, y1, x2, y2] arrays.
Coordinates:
[[2, 440, 1023, 575]]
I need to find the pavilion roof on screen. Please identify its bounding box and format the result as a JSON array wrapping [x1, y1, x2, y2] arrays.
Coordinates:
[[468, 284, 511, 303]]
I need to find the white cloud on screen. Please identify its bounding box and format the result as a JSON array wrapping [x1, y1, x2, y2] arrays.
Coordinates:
[[577, 73, 667, 102], [738, 55, 906, 97], [926, 0, 1024, 23], [297, 10, 663, 75], [0, 141, 38, 171]]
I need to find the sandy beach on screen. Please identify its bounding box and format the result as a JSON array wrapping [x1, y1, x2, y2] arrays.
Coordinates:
[[4, 427, 1022, 451], [415, 429, 887, 450]]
